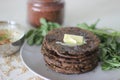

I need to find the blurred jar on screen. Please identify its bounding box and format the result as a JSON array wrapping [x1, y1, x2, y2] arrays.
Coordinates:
[[27, 0, 65, 27]]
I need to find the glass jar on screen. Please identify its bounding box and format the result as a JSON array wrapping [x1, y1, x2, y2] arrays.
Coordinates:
[[27, 0, 65, 27]]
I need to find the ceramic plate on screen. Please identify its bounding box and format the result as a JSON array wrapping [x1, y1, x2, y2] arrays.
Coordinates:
[[20, 41, 120, 80], [20, 17, 120, 80]]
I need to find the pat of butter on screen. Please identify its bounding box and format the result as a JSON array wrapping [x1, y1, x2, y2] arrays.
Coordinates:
[[63, 34, 85, 46]]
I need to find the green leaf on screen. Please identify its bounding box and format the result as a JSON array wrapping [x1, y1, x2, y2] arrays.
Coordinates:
[[35, 38, 43, 45], [25, 29, 34, 38], [77, 23, 90, 30], [90, 19, 100, 29], [40, 25, 48, 31], [41, 30, 47, 36], [40, 18, 48, 26], [53, 23, 61, 28], [102, 63, 111, 70], [27, 34, 35, 45], [105, 60, 120, 67]]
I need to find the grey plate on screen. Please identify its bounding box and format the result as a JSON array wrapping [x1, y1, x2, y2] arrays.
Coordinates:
[[20, 42, 120, 80]]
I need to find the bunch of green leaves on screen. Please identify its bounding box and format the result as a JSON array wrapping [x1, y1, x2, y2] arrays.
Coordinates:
[[77, 20, 120, 70], [25, 18, 61, 45]]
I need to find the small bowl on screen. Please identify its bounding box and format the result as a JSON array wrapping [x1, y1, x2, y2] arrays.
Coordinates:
[[0, 21, 25, 57]]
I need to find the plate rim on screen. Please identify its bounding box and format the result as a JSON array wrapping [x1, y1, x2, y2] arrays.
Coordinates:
[[20, 43, 50, 80]]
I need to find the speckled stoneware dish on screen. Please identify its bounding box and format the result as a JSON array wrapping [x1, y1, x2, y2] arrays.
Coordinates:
[[0, 21, 25, 57]]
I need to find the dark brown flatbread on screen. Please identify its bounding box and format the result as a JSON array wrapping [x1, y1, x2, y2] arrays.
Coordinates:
[[41, 27, 100, 74], [42, 44, 98, 63], [43, 27, 100, 56], [42, 40, 99, 58], [45, 60, 98, 74], [44, 55, 98, 69]]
